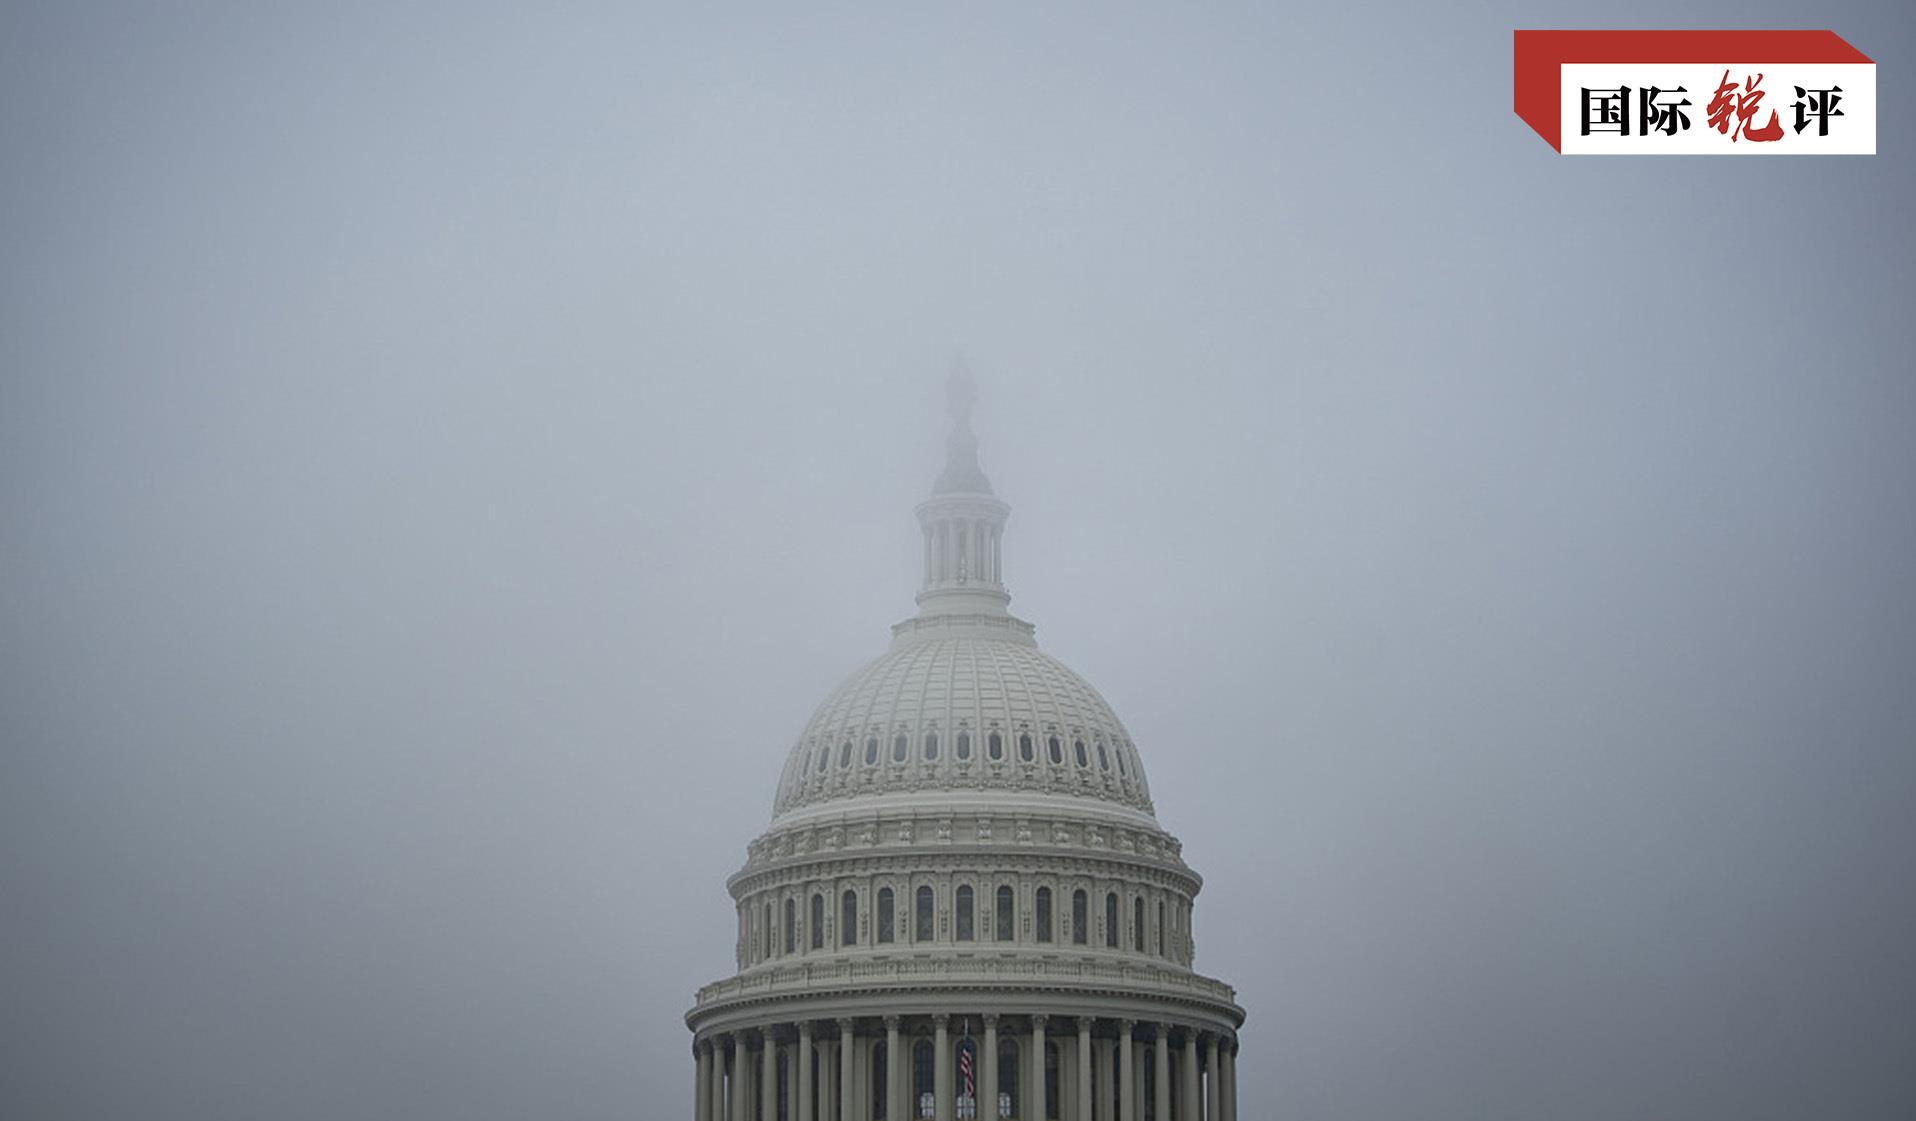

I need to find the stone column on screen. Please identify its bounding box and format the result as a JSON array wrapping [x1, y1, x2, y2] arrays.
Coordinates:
[[1179, 1034, 1198, 1121], [934, 1014, 953, 1121], [885, 1016, 903, 1121], [798, 1023, 815, 1121], [1219, 1042, 1235, 1121], [763, 1030, 779, 1121], [1076, 1019, 1092, 1121], [1117, 1022, 1135, 1121], [696, 1039, 712, 1121], [1095, 1039, 1113, 1121], [730, 1035, 749, 1121], [838, 1020, 857, 1121], [981, 1015, 999, 1121], [1152, 1032, 1169, 1121], [1029, 1016, 1048, 1121], [1205, 1037, 1220, 1121]]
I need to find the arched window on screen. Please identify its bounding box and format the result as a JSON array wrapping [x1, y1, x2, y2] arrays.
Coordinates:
[[784, 897, 796, 954], [1074, 739, 1088, 768], [878, 887, 895, 943], [1158, 901, 1166, 956], [996, 885, 1015, 942], [1105, 893, 1119, 948], [1097, 741, 1110, 771], [913, 1038, 935, 1105], [1019, 733, 1034, 762], [997, 1037, 1020, 1117], [1072, 889, 1088, 944], [839, 741, 852, 769], [1047, 735, 1063, 765], [956, 731, 971, 760], [1044, 1042, 1061, 1120], [956, 885, 974, 941], [865, 737, 879, 765], [842, 889, 858, 947], [988, 731, 1004, 760], [915, 885, 934, 941], [1035, 887, 1053, 943], [810, 893, 824, 949], [1134, 896, 1146, 951], [892, 733, 908, 763], [924, 732, 938, 761]]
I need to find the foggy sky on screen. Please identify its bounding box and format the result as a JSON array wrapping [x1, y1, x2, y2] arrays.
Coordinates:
[[4, 3, 1915, 1120]]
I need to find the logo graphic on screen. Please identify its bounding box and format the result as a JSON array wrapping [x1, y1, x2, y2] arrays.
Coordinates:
[[1515, 31, 1875, 154]]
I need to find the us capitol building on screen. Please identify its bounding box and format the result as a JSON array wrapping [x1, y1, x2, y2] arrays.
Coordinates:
[[686, 372, 1245, 1121]]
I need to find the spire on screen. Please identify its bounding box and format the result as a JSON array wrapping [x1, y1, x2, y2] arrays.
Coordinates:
[[896, 362, 1028, 643], [933, 357, 993, 496]]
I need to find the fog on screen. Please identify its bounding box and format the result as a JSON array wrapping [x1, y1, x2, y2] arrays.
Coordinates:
[[4, 3, 1914, 1119]]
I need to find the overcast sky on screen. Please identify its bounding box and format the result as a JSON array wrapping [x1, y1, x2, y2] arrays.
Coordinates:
[[4, 3, 1915, 1120]]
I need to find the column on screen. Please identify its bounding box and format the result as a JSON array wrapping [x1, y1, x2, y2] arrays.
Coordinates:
[[1205, 1037, 1220, 1121], [1095, 1039, 1113, 1121], [1076, 1019, 1093, 1121], [1179, 1034, 1198, 1121], [730, 1036, 749, 1121], [1152, 1032, 1169, 1121], [1220, 1042, 1236, 1121], [934, 1014, 953, 1121], [763, 1030, 779, 1121], [697, 1040, 713, 1121], [885, 1016, 903, 1121], [839, 1020, 857, 1121], [798, 1023, 815, 1121], [1117, 1022, 1135, 1121], [1029, 1016, 1047, 1121], [981, 1015, 999, 1121]]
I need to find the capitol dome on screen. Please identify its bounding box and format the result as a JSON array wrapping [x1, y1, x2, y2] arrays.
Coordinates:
[[687, 368, 1243, 1121]]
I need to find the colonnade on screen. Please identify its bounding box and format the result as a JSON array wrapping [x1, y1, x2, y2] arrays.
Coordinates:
[[693, 1014, 1237, 1121]]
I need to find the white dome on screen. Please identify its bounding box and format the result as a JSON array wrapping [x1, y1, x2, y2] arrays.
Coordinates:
[[772, 633, 1156, 823]]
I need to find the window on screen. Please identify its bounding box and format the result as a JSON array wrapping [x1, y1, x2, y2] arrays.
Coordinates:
[[842, 890, 858, 947], [865, 737, 879, 765], [878, 888, 894, 943], [839, 741, 852, 769], [997, 1038, 1019, 1117], [1035, 887, 1053, 943], [996, 885, 1014, 942], [913, 1039, 935, 1103], [784, 897, 796, 954], [956, 885, 974, 941], [763, 903, 772, 959], [1105, 893, 1119, 948], [915, 885, 934, 941], [924, 732, 938, 761], [1116, 747, 1128, 777], [1074, 739, 1088, 768], [1158, 901, 1166, 955], [816, 744, 829, 772], [1097, 741, 1110, 771], [1019, 733, 1034, 762], [1134, 896, 1145, 951], [1072, 889, 1088, 944], [988, 731, 1004, 760], [892, 734, 908, 763], [811, 893, 824, 949], [1047, 735, 1063, 765], [956, 731, 971, 760]]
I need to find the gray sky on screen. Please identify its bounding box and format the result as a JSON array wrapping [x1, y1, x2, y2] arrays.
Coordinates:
[[4, 3, 1914, 1119]]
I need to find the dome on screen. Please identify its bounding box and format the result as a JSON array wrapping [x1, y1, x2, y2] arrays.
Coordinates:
[[772, 635, 1156, 824]]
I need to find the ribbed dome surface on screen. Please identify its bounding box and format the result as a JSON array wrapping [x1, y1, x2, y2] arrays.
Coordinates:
[[772, 635, 1155, 820]]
